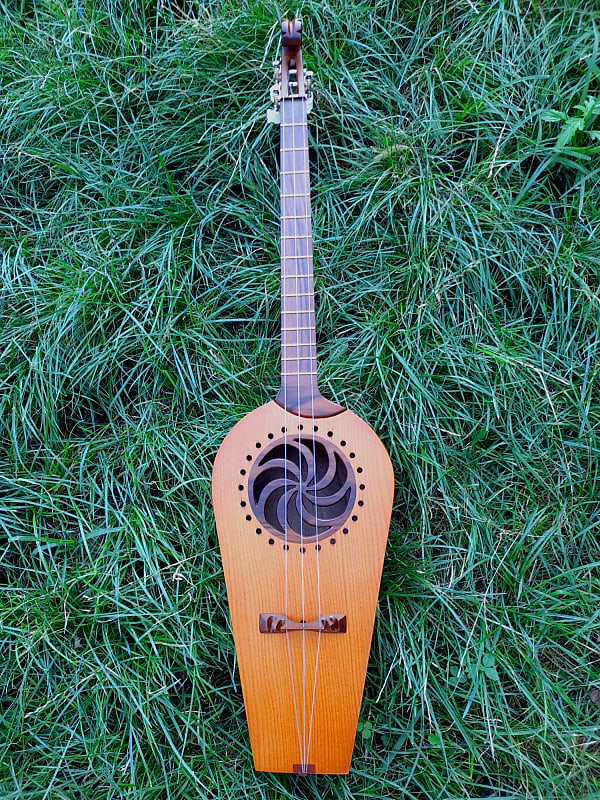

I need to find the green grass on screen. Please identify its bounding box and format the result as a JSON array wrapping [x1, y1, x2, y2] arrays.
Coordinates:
[[1, 0, 599, 797]]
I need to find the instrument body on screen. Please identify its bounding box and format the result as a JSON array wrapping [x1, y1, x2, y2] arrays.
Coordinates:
[[211, 19, 394, 775], [213, 403, 393, 774]]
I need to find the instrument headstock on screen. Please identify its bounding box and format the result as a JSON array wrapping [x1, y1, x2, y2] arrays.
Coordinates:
[[267, 17, 313, 123]]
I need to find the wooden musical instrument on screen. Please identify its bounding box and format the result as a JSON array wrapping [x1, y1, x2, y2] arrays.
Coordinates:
[[212, 18, 394, 775]]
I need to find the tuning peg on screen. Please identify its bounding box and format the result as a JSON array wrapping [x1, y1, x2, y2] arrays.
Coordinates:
[[272, 58, 281, 80], [267, 79, 281, 123], [269, 82, 280, 105]]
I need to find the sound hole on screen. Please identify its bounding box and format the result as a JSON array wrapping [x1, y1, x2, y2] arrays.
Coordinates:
[[248, 435, 356, 544]]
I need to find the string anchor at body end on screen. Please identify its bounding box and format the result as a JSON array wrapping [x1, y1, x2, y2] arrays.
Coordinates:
[[293, 763, 316, 775]]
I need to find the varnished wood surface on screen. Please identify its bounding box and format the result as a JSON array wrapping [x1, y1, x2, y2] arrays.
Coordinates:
[[212, 401, 394, 774]]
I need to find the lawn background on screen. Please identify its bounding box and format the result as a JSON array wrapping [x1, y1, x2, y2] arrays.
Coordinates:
[[1, 1, 599, 798]]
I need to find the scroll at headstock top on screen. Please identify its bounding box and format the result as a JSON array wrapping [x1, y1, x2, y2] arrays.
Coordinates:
[[267, 17, 314, 123]]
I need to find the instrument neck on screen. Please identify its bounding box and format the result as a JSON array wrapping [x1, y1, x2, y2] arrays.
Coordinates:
[[277, 96, 317, 413], [275, 97, 343, 418]]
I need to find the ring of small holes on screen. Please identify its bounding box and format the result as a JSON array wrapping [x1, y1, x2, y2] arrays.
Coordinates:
[[239, 425, 363, 551]]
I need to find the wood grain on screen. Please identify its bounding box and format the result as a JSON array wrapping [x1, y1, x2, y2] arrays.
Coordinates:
[[212, 401, 393, 774]]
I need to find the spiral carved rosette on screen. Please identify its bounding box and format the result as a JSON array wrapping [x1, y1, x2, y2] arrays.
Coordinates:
[[248, 436, 356, 543]]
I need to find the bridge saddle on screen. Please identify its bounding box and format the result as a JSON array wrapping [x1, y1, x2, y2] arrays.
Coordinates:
[[259, 613, 347, 634]]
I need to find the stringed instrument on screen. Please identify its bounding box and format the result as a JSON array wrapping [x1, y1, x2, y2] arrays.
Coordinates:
[[212, 18, 394, 775]]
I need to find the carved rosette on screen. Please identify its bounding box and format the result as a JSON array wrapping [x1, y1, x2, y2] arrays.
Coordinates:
[[248, 435, 356, 543]]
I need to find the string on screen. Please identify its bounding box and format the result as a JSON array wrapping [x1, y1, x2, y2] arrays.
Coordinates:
[[282, 89, 324, 773], [282, 96, 303, 769], [304, 88, 322, 768], [292, 91, 308, 773]]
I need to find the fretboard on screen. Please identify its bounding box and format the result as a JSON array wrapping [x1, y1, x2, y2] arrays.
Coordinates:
[[278, 96, 318, 413]]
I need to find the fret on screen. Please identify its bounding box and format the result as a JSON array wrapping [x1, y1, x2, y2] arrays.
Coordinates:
[[281, 214, 310, 219], [282, 309, 315, 314], [282, 341, 316, 346], [282, 235, 312, 240], [281, 356, 316, 362], [281, 370, 318, 376], [281, 192, 310, 198], [280, 123, 307, 128], [282, 292, 313, 297], [281, 171, 309, 176], [283, 325, 315, 331], [281, 255, 312, 260]]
